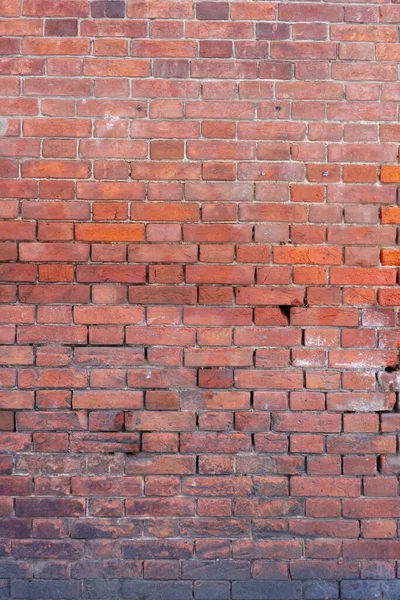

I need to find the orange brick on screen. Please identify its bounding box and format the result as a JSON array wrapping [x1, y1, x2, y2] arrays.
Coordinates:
[[381, 165, 400, 183]]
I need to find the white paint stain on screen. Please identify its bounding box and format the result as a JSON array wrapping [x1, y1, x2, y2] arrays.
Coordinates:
[[0, 118, 7, 136]]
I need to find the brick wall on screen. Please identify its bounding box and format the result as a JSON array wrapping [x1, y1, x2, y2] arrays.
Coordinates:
[[1, 0, 400, 598]]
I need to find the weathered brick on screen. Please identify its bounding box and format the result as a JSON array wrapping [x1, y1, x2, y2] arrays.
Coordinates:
[[232, 581, 302, 599]]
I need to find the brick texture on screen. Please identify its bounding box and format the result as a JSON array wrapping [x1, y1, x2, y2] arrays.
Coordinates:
[[0, 0, 400, 597]]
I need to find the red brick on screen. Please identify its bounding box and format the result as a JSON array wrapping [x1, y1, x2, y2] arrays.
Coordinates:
[[131, 162, 200, 181], [22, 160, 90, 179], [19, 368, 87, 389], [20, 243, 88, 263], [236, 287, 305, 307], [18, 325, 87, 344], [130, 286, 197, 305], [72, 476, 141, 496], [181, 432, 251, 454], [83, 58, 149, 77], [19, 285, 90, 304], [291, 477, 360, 497]]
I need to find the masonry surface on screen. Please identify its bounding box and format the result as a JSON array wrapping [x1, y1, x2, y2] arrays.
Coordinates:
[[2, 0, 400, 598]]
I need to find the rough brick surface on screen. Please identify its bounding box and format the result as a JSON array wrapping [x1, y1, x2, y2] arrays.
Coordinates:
[[0, 0, 400, 597]]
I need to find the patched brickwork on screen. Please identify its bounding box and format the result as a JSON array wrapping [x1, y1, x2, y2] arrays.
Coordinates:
[[1, 0, 400, 597]]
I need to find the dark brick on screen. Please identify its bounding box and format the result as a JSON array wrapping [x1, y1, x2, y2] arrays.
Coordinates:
[[0, 541, 10, 558], [120, 580, 194, 600], [153, 60, 189, 79], [0, 581, 8, 599], [15, 498, 85, 517], [91, 1, 125, 18], [13, 541, 84, 560], [196, 2, 229, 20], [70, 560, 103, 580], [232, 581, 302, 600], [105, 1, 125, 17], [10, 580, 80, 599], [341, 581, 400, 600], [45, 20, 78, 36], [360, 561, 395, 580], [0, 562, 32, 579], [0, 519, 31, 538], [256, 23, 290, 40], [33, 562, 70, 579], [194, 581, 230, 600], [71, 518, 141, 539], [91, 0, 105, 17], [290, 560, 359, 580], [90, 0, 103, 16], [304, 581, 339, 600], [82, 580, 120, 598]]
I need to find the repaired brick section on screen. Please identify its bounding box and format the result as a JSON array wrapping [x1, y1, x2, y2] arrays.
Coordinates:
[[0, 0, 400, 596]]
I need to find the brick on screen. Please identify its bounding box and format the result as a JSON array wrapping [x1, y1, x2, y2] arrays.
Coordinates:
[[131, 203, 198, 221], [80, 139, 146, 157], [274, 246, 342, 265], [19, 284, 90, 304], [274, 414, 341, 433], [20, 242, 88, 263], [131, 162, 201, 181], [16, 497, 84, 517], [291, 477, 361, 497], [71, 433, 139, 454], [91, 1, 125, 18], [75, 223, 144, 242], [327, 435, 396, 455], [291, 560, 359, 580], [236, 287, 305, 307], [77, 182, 144, 200], [19, 368, 87, 389], [342, 581, 400, 600], [77, 265, 145, 284], [232, 581, 302, 599], [23, 37, 89, 55], [130, 286, 197, 305], [240, 203, 306, 222], [203, 161, 235, 180], [74, 347, 143, 366], [22, 159, 90, 179], [83, 58, 149, 77], [381, 165, 400, 183], [73, 391, 142, 410], [126, 411, 195, 432], [120, 580, 193, 599], [45, 18, 78, 36], [343, 540, 400, 560]]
